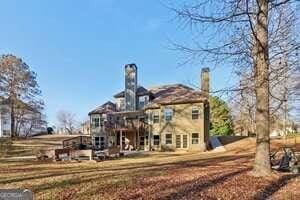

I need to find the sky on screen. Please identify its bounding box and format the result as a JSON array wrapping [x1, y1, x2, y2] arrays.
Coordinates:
[[0, 0, 235, 125]]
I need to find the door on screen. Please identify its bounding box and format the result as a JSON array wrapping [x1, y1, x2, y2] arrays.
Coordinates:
[[175, 134, 188, 149]]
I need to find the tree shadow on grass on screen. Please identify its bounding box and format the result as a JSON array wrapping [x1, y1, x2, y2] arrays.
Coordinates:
[[0, 154, 252, 185], [253, 174, 299, 200], [123, 167, 252, 200], [161, 168, 252, 200], [106, 154, 252, 173], [218, 136, 248, 146]]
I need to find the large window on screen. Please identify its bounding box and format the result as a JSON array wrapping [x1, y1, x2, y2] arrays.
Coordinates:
[[153, 113, 159, 123], [192, 133, 199, 144], [92, 117, 100, 128], [165, 134, 172, 144], [192, 107, 200, 120], [164, 108, 173, 122], [153, 135, 160, 145]]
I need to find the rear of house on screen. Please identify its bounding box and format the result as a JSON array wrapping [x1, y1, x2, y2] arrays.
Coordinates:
[[88, 64, 210, 151]]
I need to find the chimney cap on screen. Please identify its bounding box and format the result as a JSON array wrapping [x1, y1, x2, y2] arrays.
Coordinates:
[[201, 67, 210, 73], [125, 63, 137, 68]]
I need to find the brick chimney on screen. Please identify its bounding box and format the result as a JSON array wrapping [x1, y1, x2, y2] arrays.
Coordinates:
[[201, 67, 210, 152], [125, 64, 137, 111], [201, 68, 210, 97]]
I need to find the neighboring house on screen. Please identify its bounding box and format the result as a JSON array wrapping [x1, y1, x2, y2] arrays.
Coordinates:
[[0, 102, 11, 137], [88, 64, 210, 151], [0, 97, 45, 137], [80, 120, 91, 135]]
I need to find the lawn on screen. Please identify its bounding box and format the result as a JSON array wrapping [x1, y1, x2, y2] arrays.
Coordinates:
[[0, 136, 299, 200]]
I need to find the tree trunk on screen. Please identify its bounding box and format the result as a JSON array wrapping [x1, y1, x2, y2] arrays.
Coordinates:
[[10, 102, 15, 138], [252, 0, 272, 176]]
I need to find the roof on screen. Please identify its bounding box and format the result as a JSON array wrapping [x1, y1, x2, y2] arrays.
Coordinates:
[[89, 84, 207, 114], [113, 86, 151, 98], [88, 101, 116, 115], [145, 84, 207, 109]]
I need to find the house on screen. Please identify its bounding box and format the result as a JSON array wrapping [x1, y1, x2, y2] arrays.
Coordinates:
[[79, 120, 91, 135], [88, 64, 210, 151], [0, 98, 11, 137], [0, 97, 45, 137]]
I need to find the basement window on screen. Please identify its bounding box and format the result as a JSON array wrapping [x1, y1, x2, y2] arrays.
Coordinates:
[[165, 134, 172, 144], [192, 107, 200, 120], [192, 133, 199, 144], [153, 135, 160, 145]]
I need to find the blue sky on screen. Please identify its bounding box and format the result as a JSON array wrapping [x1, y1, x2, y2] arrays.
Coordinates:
[[0, 0, 235, 125]]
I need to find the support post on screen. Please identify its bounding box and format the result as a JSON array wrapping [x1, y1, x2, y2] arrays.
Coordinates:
[[120, 130, 123, 150], [137, 118, 140, 149]]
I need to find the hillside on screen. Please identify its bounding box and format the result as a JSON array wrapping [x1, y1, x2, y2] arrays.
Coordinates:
[[0, 135, 83, 158]]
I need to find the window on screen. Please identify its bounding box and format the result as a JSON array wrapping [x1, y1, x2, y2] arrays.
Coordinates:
[[140, 136, 145, 146], [176, 135, 181, 148], [192, 133, 199, 144], [95, 137, 100, 146], [145, 135, 149, 146], [95, 137, 105, 148], [100, 137, 105, 147], [92, 117, 100, 128], [100, 117, 105, 127], [165, 134, 172, 144], [153, 113, 159, 123], [192, 107, 200, 120], [144, 114, 149, 123], [139, 96, 146, 109], [153, 135, 160, 145], [183, 135, 188, 148], [2, 130, 10, 136], [164, 108, 173, 122], [119, 98, 125, 111]]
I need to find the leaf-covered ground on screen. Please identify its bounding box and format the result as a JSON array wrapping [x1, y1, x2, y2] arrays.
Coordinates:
[[0, 137, 299, 200]]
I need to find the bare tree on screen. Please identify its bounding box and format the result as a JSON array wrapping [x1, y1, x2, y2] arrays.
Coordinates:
[[56, 110, 77, 135], [168, 0, 299, 176], [0, 54, 43, 137], [14, 100, 47, 137]]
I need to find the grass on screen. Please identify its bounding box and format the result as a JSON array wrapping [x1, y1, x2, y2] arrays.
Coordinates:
[[0, 136, 299, 199], [0, 135, 80, 158]]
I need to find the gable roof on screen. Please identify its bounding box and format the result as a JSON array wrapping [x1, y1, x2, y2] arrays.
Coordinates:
[[145, 84, 207, 109], [88, 101, 116, 115], [113, 86, 151, 98], [89, 84, 207, 114]]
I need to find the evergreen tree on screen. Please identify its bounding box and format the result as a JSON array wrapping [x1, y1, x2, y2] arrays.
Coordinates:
[[210, 96, 233, 136]]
